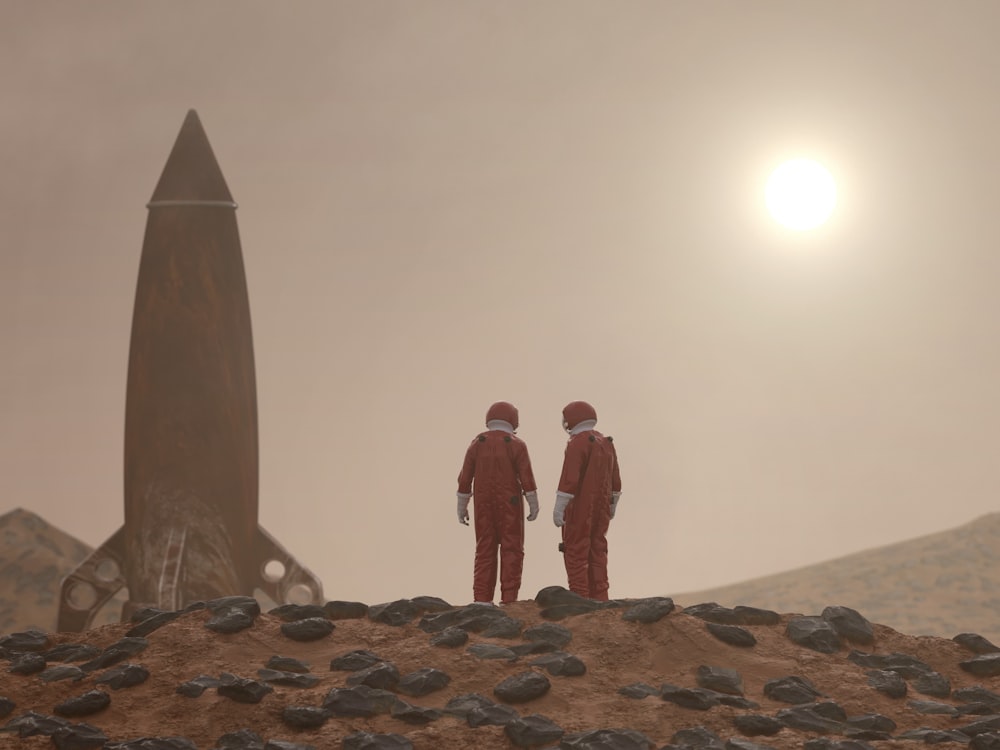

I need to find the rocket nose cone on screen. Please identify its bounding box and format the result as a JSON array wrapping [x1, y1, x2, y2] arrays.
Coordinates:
[[149, 109, 235, 204]]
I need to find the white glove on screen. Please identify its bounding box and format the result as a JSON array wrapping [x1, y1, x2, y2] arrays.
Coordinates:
[[525, 491, 539, 521], [553, 493, 572, 527], [457, 493, 471, 525], [610, 492, 621, 519]]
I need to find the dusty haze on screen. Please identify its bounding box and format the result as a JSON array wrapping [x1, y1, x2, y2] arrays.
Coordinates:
[[3, 2, 1000, 609]]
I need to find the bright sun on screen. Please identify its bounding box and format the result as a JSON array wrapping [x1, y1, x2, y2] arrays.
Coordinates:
[[765, 158, 837, 231]]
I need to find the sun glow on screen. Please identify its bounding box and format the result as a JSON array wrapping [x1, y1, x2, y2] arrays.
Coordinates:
[[766, 159, 837, 231]]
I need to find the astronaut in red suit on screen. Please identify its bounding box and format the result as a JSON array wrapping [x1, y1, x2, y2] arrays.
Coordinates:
[[456, 401, 539, 604], [553, 401, 622, 601]]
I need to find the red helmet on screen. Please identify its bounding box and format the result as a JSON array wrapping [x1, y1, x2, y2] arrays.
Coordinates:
[[486, 401, 519, 430], [562, 401, 597, 431]]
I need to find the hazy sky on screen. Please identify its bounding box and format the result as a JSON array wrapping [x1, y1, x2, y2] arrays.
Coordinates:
[[4, 2, 1000, 608]]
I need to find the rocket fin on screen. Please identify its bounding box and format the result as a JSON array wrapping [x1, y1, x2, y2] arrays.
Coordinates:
[[57, 526, 127, 632], [252, 525, 324, 607]]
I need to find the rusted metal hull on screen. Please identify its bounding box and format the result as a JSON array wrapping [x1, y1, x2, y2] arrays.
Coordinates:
[[58, 111, 322, 631]]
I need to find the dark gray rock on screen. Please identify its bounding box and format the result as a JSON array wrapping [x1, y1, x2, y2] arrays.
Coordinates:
[[411, 595, 453, 612], [621, 597, 675, 623], [0, 629, 50, 652], [972, 734, 1000, 750], [280, 705, 331, 730], [205, 609, 255, 634], [671, 726, 724, 748], [265, 656, 310, 673], [706, 623, 757, 648], [215, 728, 265, 749], [842, 730, 891, 743], [44, 644, 101, 663], [263, 741, 314, 750], [269, 604, 327, 622], [802, 741, 875, 750], [442, 692, 495, 718], [217, 673, 273, 704], [417, 603, 508, 633], [726, 740, 778, 750], [683, 603, 779, 626], [368, 599, 420, 626], [847, 650, 932, 678], [523, 622, 573, 649], [330, 649, 382, 672], [41, 665, 84, 682], [105, 738, 199, 750], [94, 663, 149, 689], [959, 715, 1000, 736], [280, 617, 334, 642], [322, 686, 397, 717], [558, 728, 655, 749], [341, 732, 412, 750], [2, 710, 70, 737], [206, 595, 260, 614], [467, 643, 518, 661], [732, 714, 783, 737], [79, 637, 149, 673], [763, 676, 822, 704], [534, 585, 592, 608], [53, 690, 111, 718], [716, 694, 760, 710], [510, 640, 557, 657], [482, 617, 524, 639], [175, 674, 220, 698], [125, 611, 183, 638], [205, 597, 259, 634], [51, 721, 108, 750], [786, 616, 841, 654], [397, 667, 450, 697], [866, 669, 906, 699], [905, 700, 957, 716], [897, 728, 972, 743], [539, 603, 604, 620], [530, 652, 586, 677], [323, 601, 368, 620], [697, 665, 743, 695], [389, 700, 442, 725], [256, 669, 320, 688], [429, 627, 468, 648], [494, 671, 551, 703], [467, 703, 521, 727], [346, 661, 399, 690], [821, 606, 874, 645], [963, 655, 1000, 678], [0, 697, 15, 718], [914, 671, 951, 698], [807, 701, 847, 722], [845, 714, 896, 733], [660, 684, 718, 710], [775, 706, 846, 733], [505, 713, 564, 747], [9, 652, 46, 675], [955, 633, 1000, 655], [956, 687, 1000, 707]]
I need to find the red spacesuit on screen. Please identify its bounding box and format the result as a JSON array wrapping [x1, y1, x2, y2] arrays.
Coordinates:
[[456, 401, 539, 604], [553, 401, 622, 601]]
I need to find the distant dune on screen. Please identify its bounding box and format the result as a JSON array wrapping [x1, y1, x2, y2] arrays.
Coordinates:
[[674, 513, 1000, 643]]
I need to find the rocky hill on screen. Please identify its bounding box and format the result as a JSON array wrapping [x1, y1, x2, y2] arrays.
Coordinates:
[[674, 513, 1000, 645], [3, 591, 1000, 749]]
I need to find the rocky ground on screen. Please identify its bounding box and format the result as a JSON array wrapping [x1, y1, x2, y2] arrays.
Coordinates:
[[3, 588, 1000, 750]]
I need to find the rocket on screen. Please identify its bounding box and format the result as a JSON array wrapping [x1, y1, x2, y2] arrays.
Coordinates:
[[58, 110, 323, 631]]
